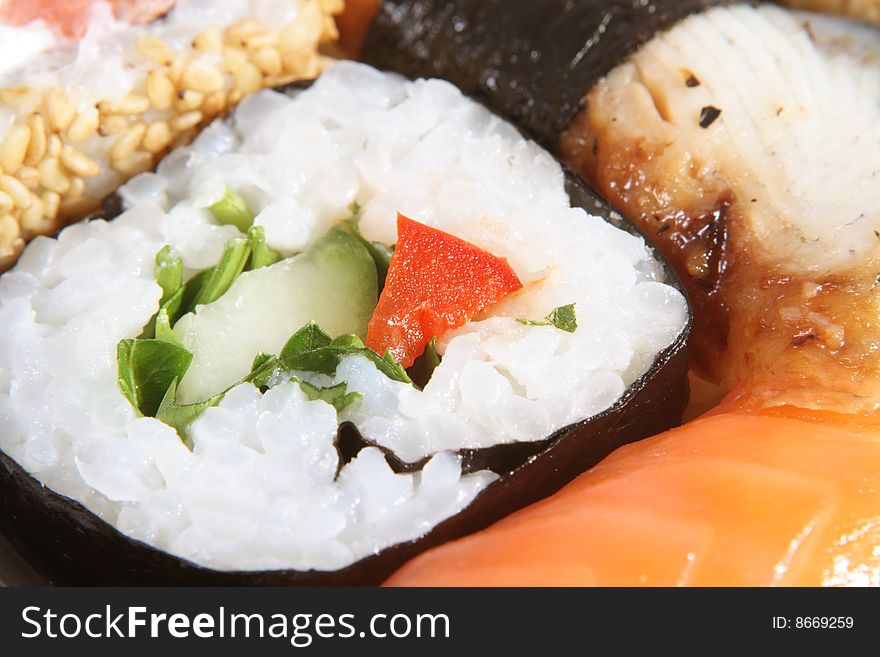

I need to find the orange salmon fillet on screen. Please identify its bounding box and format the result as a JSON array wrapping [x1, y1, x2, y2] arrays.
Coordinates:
[[386, 405, 880, 586]]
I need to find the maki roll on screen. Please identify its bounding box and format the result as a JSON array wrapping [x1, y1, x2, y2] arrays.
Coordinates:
[[0, 0, 344, 269], [0, 62, 689, 584]]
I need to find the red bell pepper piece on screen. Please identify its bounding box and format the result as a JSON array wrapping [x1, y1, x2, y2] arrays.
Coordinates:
[[366, 213, 523, 368]]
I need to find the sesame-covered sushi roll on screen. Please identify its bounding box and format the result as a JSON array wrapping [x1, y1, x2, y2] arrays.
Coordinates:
[[0, 0, 344, 268]]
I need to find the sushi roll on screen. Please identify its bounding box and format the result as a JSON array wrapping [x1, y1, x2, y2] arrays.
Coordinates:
[[0, 0, 344, 269], [0, 62, 690, 584]]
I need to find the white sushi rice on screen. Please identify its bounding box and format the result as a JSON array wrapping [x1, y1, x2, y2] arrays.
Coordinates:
[[0, 63, 687, 571]]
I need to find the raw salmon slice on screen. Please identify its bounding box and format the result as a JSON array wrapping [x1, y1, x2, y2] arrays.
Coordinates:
[[386, 406, 880, 586]]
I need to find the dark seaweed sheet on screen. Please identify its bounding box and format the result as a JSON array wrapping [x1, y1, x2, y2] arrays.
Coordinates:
[[362, 0, 734, 148], [0, 82, 692, 586]]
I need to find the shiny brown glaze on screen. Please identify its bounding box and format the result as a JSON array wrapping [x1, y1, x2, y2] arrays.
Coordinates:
[[561, 94, 880, 413]]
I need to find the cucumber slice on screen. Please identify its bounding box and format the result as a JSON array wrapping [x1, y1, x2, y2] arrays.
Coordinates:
[[174, 229, 378, 404]]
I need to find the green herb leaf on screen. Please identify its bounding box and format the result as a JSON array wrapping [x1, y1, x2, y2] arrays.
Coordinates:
[[154, 307, 184, 348], [544, 304, 578, 333], [175, 267, 212, 319], [381, 349, 413, 384], [155, 246, 183, 306], [408, 337, 441, 388], [247, 225, 282, 270], [280, 321, 333, 360], [345, 207, 394, 291], [282, 344, 412, 384], [251, 351, 275, 372], [296, 379, 362, 413], [279, 321, 412, 385], [155, 379, 221, 450], [160, 285, 184, 324], [246, 352, 280, 389], [116, 340, 138, 413], [330, 334, 365, 350], [140, 247, 184, 338], [193, 236, 251, 307], [209, 186, 255, 232], [116, 338, 193, 418], [424, 338, 441, 371], [280, 346, 346, 377], [517, 303, 578, 333]]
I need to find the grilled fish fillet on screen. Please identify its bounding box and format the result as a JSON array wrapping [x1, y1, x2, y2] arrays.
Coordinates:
[[561, 4, 880, 413]]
